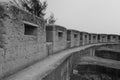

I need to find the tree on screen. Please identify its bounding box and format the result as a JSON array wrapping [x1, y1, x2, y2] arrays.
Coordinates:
[[10, 0, 47, 18], [47, 13, 56, 24]]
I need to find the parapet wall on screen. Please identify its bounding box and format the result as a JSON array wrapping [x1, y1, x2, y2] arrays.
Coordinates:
[[0, 2, 46, 78]]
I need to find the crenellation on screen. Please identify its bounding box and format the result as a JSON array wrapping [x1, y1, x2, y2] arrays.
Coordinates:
[[46, 24, 67, 53]]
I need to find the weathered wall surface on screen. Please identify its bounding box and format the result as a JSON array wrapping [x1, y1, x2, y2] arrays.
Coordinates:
[[106, 44, 120, 52], [53, 25, 67, 53], [0, 2, 46, 78], [70, 30, 80, 47], [90, 34, 98, 44], [42, 56, 72, 80], [101, 34, 107, 42], [81, 32, 89, 45], [109, 35, 119, 42]]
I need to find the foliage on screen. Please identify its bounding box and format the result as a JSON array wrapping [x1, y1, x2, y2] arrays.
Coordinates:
[[47, 13, 56, 24], [10, 0, 47, 18]]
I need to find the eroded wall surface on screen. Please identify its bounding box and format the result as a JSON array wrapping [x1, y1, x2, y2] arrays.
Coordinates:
[[70, 30, 80, 47], [53, 25, 67, 53], [0, 2, 46, 78]]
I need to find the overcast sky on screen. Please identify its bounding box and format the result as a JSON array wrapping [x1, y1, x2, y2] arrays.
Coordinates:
[[2, 0, 120, 34]]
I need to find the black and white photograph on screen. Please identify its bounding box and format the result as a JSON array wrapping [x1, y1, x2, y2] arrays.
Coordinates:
[[0, 0, 120, 80]]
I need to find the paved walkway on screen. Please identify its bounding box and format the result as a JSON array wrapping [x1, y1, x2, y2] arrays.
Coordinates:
[[4, 43, 116, 80]]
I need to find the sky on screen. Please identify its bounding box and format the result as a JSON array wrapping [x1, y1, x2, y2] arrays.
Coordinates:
[[2, 0, 120, 34]]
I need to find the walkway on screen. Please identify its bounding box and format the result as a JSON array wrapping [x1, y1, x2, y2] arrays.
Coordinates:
[[4, 43, 115, 80]]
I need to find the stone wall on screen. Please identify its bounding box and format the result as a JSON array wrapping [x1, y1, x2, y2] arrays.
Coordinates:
[[80, 32, 89, 45], [100, 34, 107, 42], [90, 34, 98, 44], [53, 25, 67, 53], [0, 2, 46, 78], [69, 30, 80, 47]]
